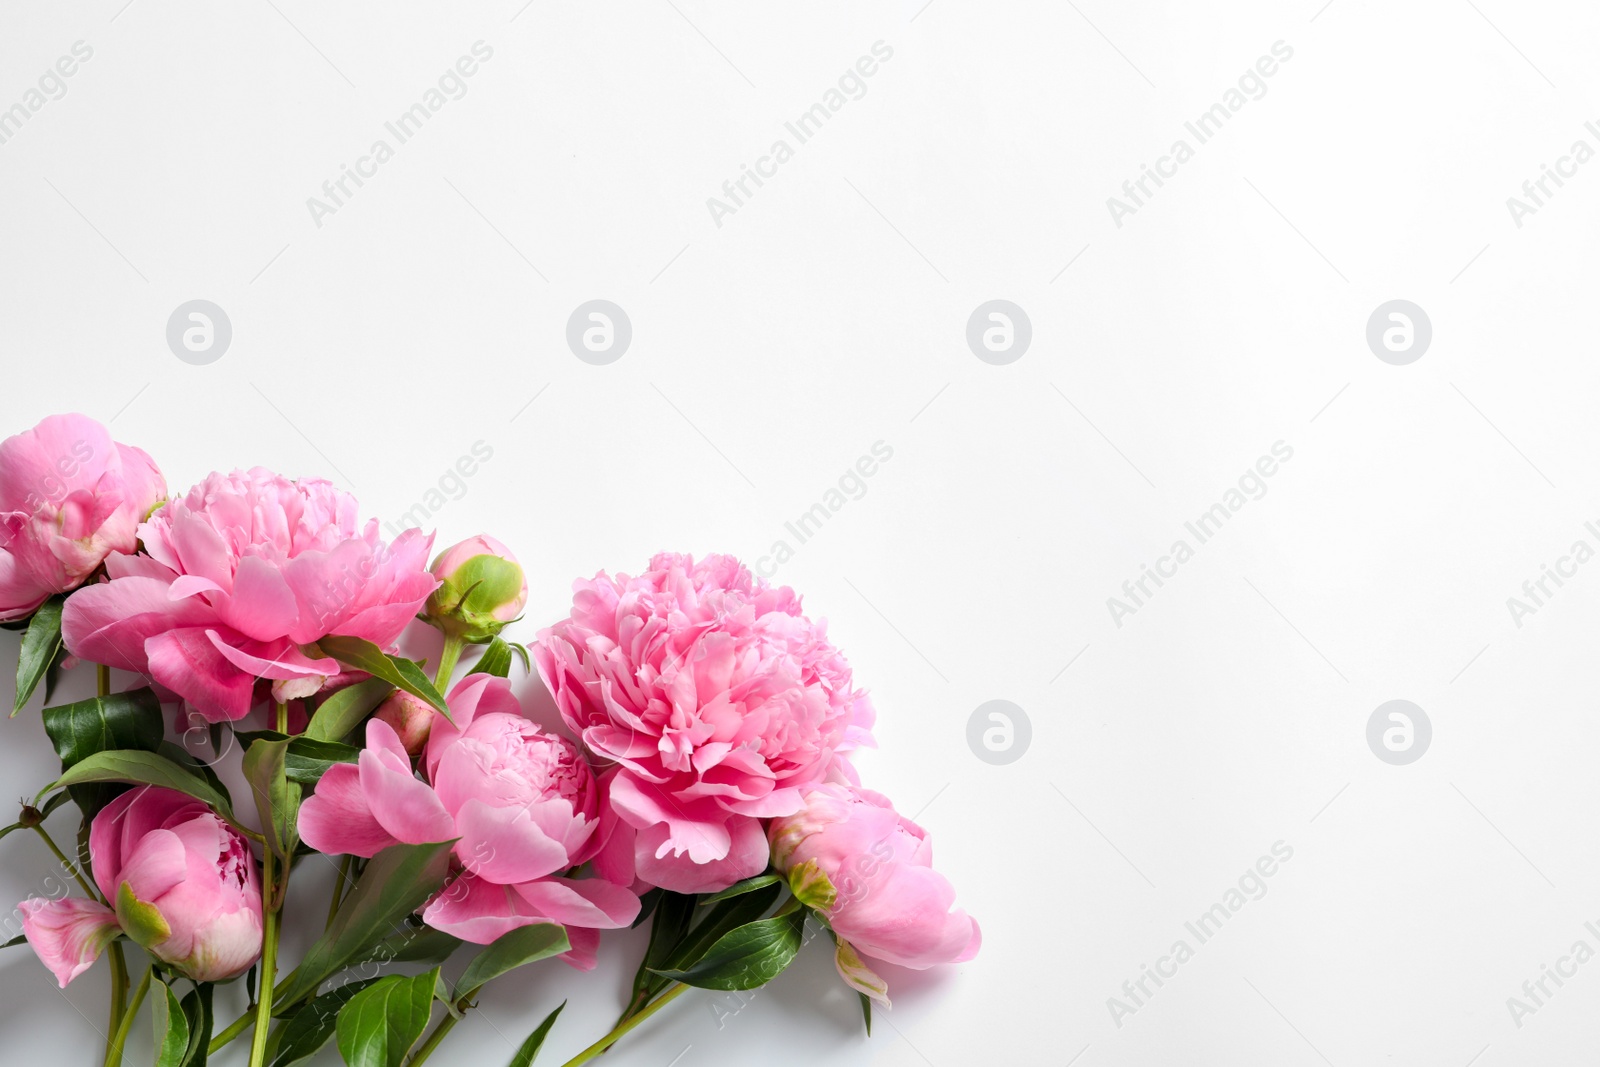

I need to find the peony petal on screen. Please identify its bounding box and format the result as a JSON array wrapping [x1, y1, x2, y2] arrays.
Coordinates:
[[297, 764, 397, 858], [510, 876, 640, 930], [62, 576, 215, 673], [18, 897, 122, 987], [358, 738, 456, 846], [146, 628, 258, 722], [633, 817, 769, 895], [116, 827, 189, 903], [606, 773, 732, 865], [421, 873, 547, 945], [218, 555, 300, 640], [452, 799, 573, 885]]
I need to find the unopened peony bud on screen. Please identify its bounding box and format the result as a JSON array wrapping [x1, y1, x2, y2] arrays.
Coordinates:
[[373, 689, 434, 755], [422, 535, 527, 642]]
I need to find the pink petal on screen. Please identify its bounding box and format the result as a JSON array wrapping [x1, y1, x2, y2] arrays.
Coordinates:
[[633, 817, 769, 895], [18, 897, 121, 987], [218, 555, 300, 641], [117, 827, 188, 902], [510, 876, 640, 930], [146, 628, 257, 722], [297, 764, 397, 858], [606, 773, 732, 864], [358, 734, 456, 846], [452, 799, 573, 884], [207, 632, 339, 681], [421, 873, 548, 945], [61, 576, 215, 673]]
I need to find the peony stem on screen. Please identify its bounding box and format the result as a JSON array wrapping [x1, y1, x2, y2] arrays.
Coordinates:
[[31, 823, 97, 902], [103, 965, 150, 1067], [247, 808, 283, 1067], [94, 661, 130, 1067], [556, 983, 690, 1067], [434, 634, 465, 691], [407, 1009, 460, 1066]]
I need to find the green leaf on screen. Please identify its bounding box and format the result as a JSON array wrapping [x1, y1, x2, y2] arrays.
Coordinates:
[[242, 737, 301, 861], [699, 873, 782, 906], [179, 982, 213, 1067], [268, 979, 380, 1067], [334, 969, 437, 1067], [44, 749, 246, 834], [13, 597, 62, 716], [314, 637, 452, 723], [507, 1002, 565, 1067], [634, 892, 694, 1001], [158, 741, 230, 801], [455, 924, 569, 998], [367, 922, 462, 966], [1, 933, 26, 948], [273, 841, 455, 1008], [858, 991, 872, 1036], [471, 638, 514, 678], [663, 883, 781, 976], [41, 688, 164, 818], [284, 738, 359, 787], [651, 909, 807, 991], [305, 678, 393, 743], [151, 979, 190, 1067]]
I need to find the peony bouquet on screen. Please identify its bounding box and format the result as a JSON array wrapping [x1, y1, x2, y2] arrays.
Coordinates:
[[2, 413, 979, 1066]]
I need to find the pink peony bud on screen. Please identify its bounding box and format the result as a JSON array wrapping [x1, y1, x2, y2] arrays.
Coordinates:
[[768, 784, 980, 1005], [373, 689, 434, 755], [422, 535, 527, 641], [21, 786, 263, 985], [0, 413, 166, 621]]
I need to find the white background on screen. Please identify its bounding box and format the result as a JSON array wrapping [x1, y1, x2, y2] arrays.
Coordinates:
[[2, 1, 1599, 1064]]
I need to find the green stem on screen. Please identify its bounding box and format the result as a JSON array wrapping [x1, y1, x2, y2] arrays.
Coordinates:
[[103, 966, 151, 1067], [32, 823, 98, 902], [105, 944, 129, 1064], [94, 661, 130, 1066], [247, 843, 279, 1067], [433, 634, 465, 691], [557, 983, 690, 1067], [407, 1010, 460, 1066]]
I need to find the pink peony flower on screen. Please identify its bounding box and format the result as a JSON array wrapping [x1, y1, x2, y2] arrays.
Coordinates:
[[297, 675, 639, 968], [768, 784, 980, 1005], [533, 553, 875, 894], [61, 468, 438, 722], [20, 786, 262, 986], [0, 413, 165, 621]]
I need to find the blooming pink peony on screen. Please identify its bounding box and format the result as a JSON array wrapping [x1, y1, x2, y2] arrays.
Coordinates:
[[297, 675, 639, 968], [768, 784, 980, 1004], [20, 786, 262, 986], [0, 413, 165, 621], [61, 468, 438, 722], [533, 552, 875, 894]]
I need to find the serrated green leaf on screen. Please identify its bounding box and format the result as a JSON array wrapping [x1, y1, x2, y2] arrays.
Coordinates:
[[699, 873, 782, 906], [242, 737, 300, 863], [314, 637, 452, 722], [455, 924, 569, 998], [44, 749, 246, 834], [267, 978, 380, 1067], [651, 910, 806, 991], [13, 597, 63, 715], [273, 841, 455, 1009], [507, 1001, 565, 1067], [41, 688, 164, 818], [305, 678, 393, 743], [152, 978, 190, 1067], [334, 969, 437, 1067]]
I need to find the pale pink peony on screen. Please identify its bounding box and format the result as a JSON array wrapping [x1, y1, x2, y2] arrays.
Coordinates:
[[20, 786, 262, 986], [534, 552, 875, 894], [61, 468, 438, 722], [768, 784, 980, 1004], [297, 675, 638, 968], [0, 413, 165, 621]]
